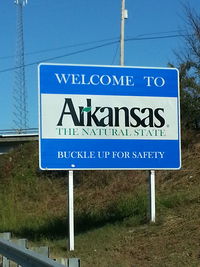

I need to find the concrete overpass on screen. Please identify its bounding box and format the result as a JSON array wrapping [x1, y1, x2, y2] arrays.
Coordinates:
[[0, 129, 38, 154]]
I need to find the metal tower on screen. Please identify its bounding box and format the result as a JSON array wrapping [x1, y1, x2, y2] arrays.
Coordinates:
[[13, 0, 28, 132]]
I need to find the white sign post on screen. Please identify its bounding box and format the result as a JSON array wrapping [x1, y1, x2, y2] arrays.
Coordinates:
[[149, 170, 156, 222], [68, 170, 74, 251]]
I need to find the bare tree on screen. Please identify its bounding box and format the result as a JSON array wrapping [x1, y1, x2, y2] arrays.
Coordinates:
[[180, 4, 200, 77], [174, 5, 200, 129]]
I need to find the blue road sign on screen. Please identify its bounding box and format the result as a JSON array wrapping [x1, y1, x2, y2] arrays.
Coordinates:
[[38, 63, 181, 170]]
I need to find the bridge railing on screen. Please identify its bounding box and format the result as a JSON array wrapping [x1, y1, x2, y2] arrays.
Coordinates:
[[0, 128, 38, 135]]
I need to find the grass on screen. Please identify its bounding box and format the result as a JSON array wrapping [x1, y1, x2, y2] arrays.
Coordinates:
[[0, 131, 200, 266]]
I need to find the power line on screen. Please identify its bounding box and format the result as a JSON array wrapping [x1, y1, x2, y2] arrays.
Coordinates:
[[111, 43, 120, 65], [125, 34, 190, 42], [0, 30, 188, 61], [129, 30, 187, 38], [0, 33, 192, 74], [0, 40, 119, 73], [0, 30, 191, 61], [0, 37, 119, 60]]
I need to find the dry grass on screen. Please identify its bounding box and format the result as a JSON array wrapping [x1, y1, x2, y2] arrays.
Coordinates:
[[0, 129, 200, 266]]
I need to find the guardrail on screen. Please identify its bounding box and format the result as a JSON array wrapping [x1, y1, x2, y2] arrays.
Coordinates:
[[0, 233, 80, 267]]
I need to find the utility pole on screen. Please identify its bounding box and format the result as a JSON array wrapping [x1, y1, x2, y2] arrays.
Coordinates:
[[120, 1, 156, 223], [120, 0, 128, 66]]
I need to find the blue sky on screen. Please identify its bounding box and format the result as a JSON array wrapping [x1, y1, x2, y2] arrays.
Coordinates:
[[0, 0, 199, 130]]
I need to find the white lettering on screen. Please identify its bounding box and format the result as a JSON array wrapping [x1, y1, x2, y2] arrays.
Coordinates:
[[112, 151, 130, 158], [71, 74, 81, 85], [100, 75, 112, 85], [57, 151, 96, 159], [132, 151, 165, 159], [154, 77, 165, 87], [125, 76, 135, 86], [144, 76, 165, 87], [80, 74, 90, 85], [55, 73, 136, 87], [112, 75, 124, 86], [158, 151, 165, 158], [90, 74, 100, 85], [144, 76, 154, 87], [55, 73, 70, 84]]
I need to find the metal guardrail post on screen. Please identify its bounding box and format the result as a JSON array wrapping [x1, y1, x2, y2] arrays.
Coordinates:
[[56, 258, 68, 266], [0, 232, 11, 267], [68, 258, 81, 267], [31, 246, 49, 257]]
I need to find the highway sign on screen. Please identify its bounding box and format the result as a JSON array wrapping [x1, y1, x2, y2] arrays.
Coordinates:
[[38, 63, 181, 170]]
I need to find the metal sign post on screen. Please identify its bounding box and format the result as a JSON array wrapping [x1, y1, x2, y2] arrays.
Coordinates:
[[68, 170, 74, 251], [149, 170, 156, 222]]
